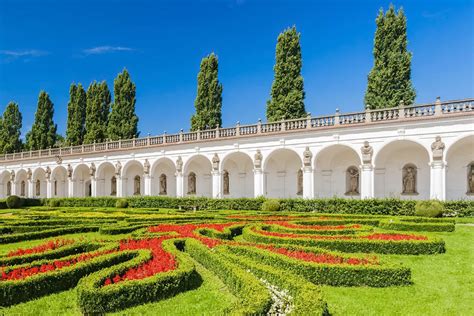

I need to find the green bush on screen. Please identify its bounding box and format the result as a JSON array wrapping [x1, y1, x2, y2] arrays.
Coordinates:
[[49, 199, 61, 207], [6, 195, 22, 209], [415, 200, 444, 218], [261, 199, 280, 212], [115, 199, 129, 208]]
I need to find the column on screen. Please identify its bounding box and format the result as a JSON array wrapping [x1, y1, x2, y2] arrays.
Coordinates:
[[67, 178, 74, 197], [11, 181, 17, 196], [46, 179, 53, 198], [360, 164, 374, 199], [176, 172, 184, 197], [253, 168, 264, 197], [27, 180, 34, 198], [117, 177, 124, 197], [212, 171, 221, 198], [90, 177, 97, 197], [144, 174, 152, 196], [302, 167, 314, 199], [430, 161, 446, 200]]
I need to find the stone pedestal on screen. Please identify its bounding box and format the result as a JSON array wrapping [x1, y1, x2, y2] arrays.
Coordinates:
[[360, 164, 374, 199], [253, 169, 264, 197], [212, 171, 221, 198], [302, 167, 314, 199], [430, 161, 446, 200], [144, 175, 152, 196], [176, 172, 184, 197]]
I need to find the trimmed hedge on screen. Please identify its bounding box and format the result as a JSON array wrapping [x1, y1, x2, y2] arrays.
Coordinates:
[[0, 197, 41, 209], [380, 219, 455, 232], [0, 226, 100, 244]]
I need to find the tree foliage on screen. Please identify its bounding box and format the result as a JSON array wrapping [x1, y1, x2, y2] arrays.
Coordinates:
[[364, 5, 416, 109], [84, 81, 111, 144], [190, 53, 223, 131], [266, 26, 306, 122], [0, 102, 22, 153], [26, 91, 57, 150], [107, 69, 139, 140], [65, 83, 86, 145]]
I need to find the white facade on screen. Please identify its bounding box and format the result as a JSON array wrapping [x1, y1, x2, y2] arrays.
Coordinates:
[[1, 98, 473, 201]]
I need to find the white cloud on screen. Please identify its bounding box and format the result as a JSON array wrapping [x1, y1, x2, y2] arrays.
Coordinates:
[[82, 46, 134, 55], [0, 50, 49, 62]]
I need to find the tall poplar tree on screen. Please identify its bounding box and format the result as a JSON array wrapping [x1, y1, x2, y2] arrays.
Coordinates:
[[0, 102, 22, 153], [364, 5, 416, 109], [190, 53, 223, 131], [25, 91, 57, 150], [84, 81, 111, 144], [107, 69, 138, 140], [266, 26, 306, 122], [65, 83, 86, 145]]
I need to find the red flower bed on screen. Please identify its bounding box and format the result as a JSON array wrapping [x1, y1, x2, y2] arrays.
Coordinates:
[[364, 233, 428, 241], [7, 239, 75, 257], [265, 221, 361, 230], [254, 228, 353, 240]]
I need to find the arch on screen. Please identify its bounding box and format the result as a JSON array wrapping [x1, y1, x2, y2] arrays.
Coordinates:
[[122, 160, 144, 196], [183, 155, 212, 197], [72, 164, 91, 197], [446, 134, 474, 200], [96, 162, 116, 197], [264, 148, 302, 198], [0, 171, 10, 198], [32, 167, 47, 197], [51, 166, 68, 197], [374, 139, 430, 200], [151, 158, 176, 197], [313, 144, 361, 198], [15, 169, 28, 197], [221, 152, 254, 198]]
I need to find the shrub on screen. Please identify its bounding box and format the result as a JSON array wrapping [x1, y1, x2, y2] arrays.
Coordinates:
[[6, 195, 22, 209], [415, 200, 444, 218], [116, 199, 129, 208], [49, 199, 61, 207], [261, 199, 280, 212]]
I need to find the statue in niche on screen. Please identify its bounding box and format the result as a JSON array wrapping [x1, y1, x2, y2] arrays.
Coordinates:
[[115, 161, 122, 177], [10, 170, 15, 182], [188, 172, 196, 195], [254, 150, 263, 169], [361, 141, 373, 164], [346, 166, 359, 195], [45, 166, 51, 180], [402, 164, 417, 194], [223, 170, 230, 195], [20, 181, 26, 197], [212, 153, 220, 171], [143, 159, 150, 175], [176, 156, 183, 173], [27, 168, 32, 180], [110, 176, 117, 196], [6, 181, 11, 196], [67, 164, 73, 178], [297, 169, 303, 195], [467, 163, 474, 194], [134, 175, 141, 195], [303, 147, 312, 167], [54, 180, 58, 196], [89, 163, 96, 177], [35, 179, 41, 196], [431, 136, 445, 161], [159, 174, 167, 195]]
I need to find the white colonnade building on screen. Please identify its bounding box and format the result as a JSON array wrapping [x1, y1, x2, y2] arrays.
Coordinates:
[[1, 98, 473, 201]]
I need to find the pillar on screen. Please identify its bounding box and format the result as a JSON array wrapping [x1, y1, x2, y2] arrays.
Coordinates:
[[67, 178, 74, 197], [28, 179, 34, 198], [116, 177, 124, 197], [176, 172, 184, 197], [360, 164, 374, 199], [212, 171, 221, 198], [11, 181, 17, 196], [302, 167, 314, 199], [253, 168, 264, 197], [46, 179, 53, 198], [144, 174, 152, 196], [430, 161, 446, 200], [90, 177, 97, 197]]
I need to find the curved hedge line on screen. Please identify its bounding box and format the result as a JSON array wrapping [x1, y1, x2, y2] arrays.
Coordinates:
[[0, 226, 100, 244]]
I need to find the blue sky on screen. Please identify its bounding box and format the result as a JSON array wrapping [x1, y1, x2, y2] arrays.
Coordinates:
[[0, 0, 473, 139]]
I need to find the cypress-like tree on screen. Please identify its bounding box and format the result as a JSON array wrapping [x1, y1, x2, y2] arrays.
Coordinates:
[[107, 69, 139, 140], [65, 83, 86, 145], [0, 102, 22, 153], [364, 5, 416, 109], [84, 81, 111, 144], [266, 26, 306, 122], [25, 91, 57, 150], [190, 53, 223, 131]]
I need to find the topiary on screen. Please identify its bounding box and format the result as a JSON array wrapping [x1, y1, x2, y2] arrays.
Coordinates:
[[415, 200, 444, 218], [115, 198, 129, 208], [261, 199, 281, 212], [6, 195, 22, 209]]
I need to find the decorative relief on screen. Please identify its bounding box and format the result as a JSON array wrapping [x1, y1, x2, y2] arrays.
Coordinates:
[[431, 136, 445, 161], [361, 141, 373, 164]]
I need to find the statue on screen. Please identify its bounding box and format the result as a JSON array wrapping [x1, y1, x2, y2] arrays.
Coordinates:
[[20, 181, 26, 196], [297, 169, 303, 195], [110, 176, 117, 196], [115, 161, 122, 177], [89, 163, 96, 177], [212, 153, 220, 171], [223, 170, 230, 195], [361, 141, 373, 164], [6, 181, 11, 196], [10, 170, 15, 182], [188, 172, 196, 194], [431, 136, 445, 161], [27, 168, 32, 180], [468, 164, 474, 194], [55, 155, 62, 165], [134, 175, 141, 195], [35, 179, 41, 196], [144, 159, 150, 175], [303, 147, 312, 167], [402, 165, 417, 194], [159, 174, 167, 195], [176, 156, 183, 173], [254, 150, 263, 169], [346, 167, 359, 195], [65, 164, 73, 178], [45, 166, 51, 180]]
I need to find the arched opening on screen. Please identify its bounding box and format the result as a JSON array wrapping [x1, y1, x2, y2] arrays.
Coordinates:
[[96, 162, 116, 197], [221, 152, 254, 198], [184, 155, 212, 197], [73, 164, 92, 197], [314, 145, 361, 198], [0, 171, 11, 198], [15, 170, 29, 197], [151, 158, 176, 197], [32, 168, 47, 198], [374, 140, 430, 200], [51, 166, 68, 197], [446, 135, 474, 200], [123, 161, 144, 196], [264, 149, 302, 198]]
